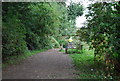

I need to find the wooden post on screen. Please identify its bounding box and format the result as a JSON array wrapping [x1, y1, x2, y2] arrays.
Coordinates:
[[65, 48, 68, 54], [65, 43, 68, 54]]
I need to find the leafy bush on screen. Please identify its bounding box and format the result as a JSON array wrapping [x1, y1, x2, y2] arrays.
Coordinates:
[[2, 16, 27, 60], [77, 1, 120, 76]]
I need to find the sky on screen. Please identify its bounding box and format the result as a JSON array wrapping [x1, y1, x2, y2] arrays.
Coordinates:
[[66, 0, 91, 28], [66, 0, 119, 28]]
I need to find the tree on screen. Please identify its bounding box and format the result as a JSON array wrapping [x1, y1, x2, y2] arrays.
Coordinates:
[[80, 1, 120, 76], [67, 2, 83, 21], [2, 2, 84, 61]]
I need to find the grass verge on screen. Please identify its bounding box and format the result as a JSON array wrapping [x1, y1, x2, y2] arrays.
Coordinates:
[[2, 49, 47, 68], [69, 42, 116, 79], [59, 49, 65, 52]]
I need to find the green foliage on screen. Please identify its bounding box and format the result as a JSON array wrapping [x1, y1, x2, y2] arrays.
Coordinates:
[[76, 27, 89, 42], [67, 2, 83, 21], [66, 49, 81, 54], [59, 49, 64, 52], [49, 36, 60, 48], [77, 1, 120, 76], [2, 16, 27, 60], [70, 42, 119, 79], [2, 2, 84, 61]]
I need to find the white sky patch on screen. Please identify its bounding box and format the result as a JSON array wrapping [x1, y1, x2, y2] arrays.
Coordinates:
[[75, 0, 91, 28], [75, 14, 86, 28], [66, 0, 91, 28]]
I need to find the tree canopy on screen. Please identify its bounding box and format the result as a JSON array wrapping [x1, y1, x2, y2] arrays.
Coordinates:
[[2, 2, 83, 61]]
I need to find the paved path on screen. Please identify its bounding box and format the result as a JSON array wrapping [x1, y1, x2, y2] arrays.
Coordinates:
[[3, 49, 77, 79]]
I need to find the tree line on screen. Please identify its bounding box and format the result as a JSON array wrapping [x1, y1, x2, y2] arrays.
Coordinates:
[[2, 2, 83, 61]]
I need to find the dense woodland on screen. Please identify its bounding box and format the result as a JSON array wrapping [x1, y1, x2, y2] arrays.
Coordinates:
[[2, 2, 83, 60], [2, 1, 120, 79]]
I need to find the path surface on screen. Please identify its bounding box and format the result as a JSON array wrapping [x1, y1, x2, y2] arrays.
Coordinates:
[[3, 49, 77, 79]]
